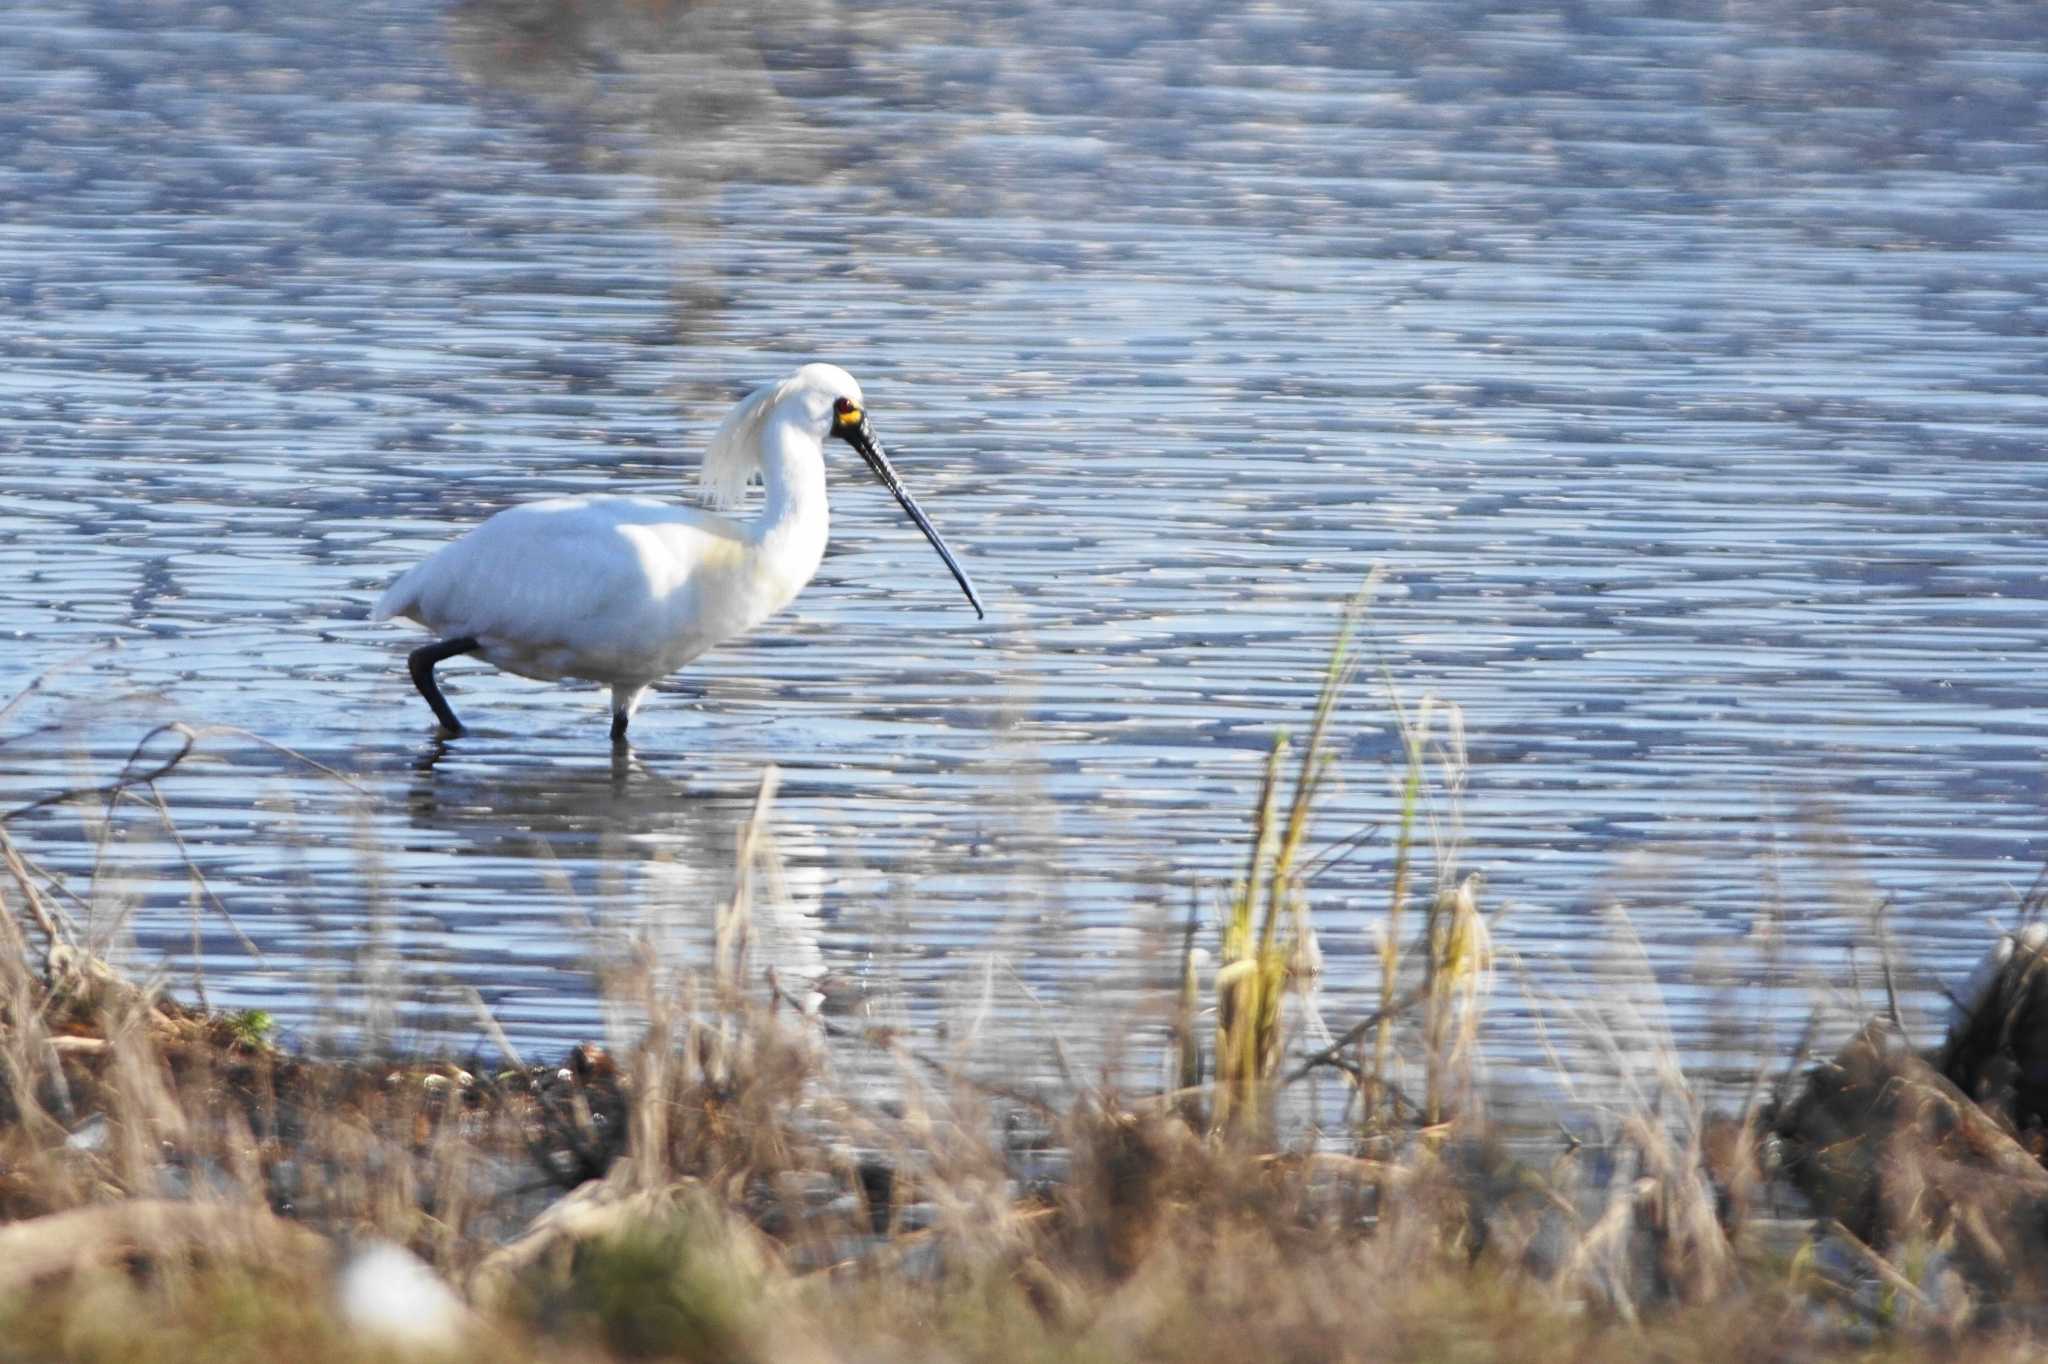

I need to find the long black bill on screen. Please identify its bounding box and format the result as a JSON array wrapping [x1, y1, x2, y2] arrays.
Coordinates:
[[843, 418, 986, 620]]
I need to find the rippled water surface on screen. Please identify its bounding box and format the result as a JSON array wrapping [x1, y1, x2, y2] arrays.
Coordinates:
[[6, 0, 2048, 1093]]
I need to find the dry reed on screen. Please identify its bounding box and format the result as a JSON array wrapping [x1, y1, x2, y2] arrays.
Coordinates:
[[2, 614, 2046, 1361]]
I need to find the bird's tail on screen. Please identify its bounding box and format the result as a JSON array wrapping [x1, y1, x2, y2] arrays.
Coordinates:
[[371, 566, 422, 623]]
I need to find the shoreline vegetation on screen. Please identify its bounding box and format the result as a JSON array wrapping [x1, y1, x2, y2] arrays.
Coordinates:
[[7, 611, 2048, 1362]]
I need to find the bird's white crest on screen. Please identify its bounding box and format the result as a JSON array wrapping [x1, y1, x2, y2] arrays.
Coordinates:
[[699, 363, 863, 511]]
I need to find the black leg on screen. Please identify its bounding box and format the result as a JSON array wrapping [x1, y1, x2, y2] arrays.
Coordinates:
[[408, 636, 481, 733], [610, 709, 629, 744]]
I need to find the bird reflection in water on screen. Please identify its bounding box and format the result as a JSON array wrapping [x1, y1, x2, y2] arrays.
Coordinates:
[[397, 751, 838, 1006]]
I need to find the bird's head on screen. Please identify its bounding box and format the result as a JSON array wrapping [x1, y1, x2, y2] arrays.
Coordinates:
[[785, 363, 866, 439], [794, 364, 985, 621]]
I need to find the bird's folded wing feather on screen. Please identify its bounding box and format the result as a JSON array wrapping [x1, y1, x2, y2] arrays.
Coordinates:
[[374, 496, 742, 652]]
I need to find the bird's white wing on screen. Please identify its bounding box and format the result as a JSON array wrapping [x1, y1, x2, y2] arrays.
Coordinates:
[[375, 496, 742, 661]]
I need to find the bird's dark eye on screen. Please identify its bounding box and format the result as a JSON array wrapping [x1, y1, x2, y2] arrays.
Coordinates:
[[833, 397, 854, 415], [832, 396, 862, 426]]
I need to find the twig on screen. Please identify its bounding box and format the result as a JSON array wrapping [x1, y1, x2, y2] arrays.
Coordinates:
[[189, 724, 370, 795], [463, 986, 528, 1072], [1876, 895, 1904, 1036], [2017, 858, 2048, 923], [766, 971, 1061, 1123], [0, 641, 121, 731], [1, 722, 197, 824], [1825, 1219, 1933, 1313], [4, 720, 369, 827], [0, 1200, 328, 1301], [998, 960, 1079, 1094], [1300, 821, 1382, 883], [144, 784, 262, 961], [717, 767, 780, 994], [0, 826, 65, 951], [4, 838, 90, 934], [1282, 981, 1431, 1084]]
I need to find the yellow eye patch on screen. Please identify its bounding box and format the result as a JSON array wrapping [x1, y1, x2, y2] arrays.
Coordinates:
[[836, 404, 863, 426]]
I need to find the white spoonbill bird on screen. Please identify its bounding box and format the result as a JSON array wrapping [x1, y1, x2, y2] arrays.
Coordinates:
[[373, 363, 984, 741]]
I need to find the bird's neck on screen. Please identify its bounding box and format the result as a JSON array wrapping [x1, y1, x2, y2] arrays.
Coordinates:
[[749, 411, 830, 554]]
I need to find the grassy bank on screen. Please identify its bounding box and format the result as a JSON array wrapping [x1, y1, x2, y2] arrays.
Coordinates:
[[5, 616, 2048, 1361], [5, 913, 2044, 1364]]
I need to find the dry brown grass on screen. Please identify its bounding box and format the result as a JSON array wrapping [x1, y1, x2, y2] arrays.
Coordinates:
[[6, 624, 2048, 1361], [2, 846, 2045, 1362]]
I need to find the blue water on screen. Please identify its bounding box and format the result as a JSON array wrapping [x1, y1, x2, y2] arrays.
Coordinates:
[[5, 0, 2048, 1098]]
